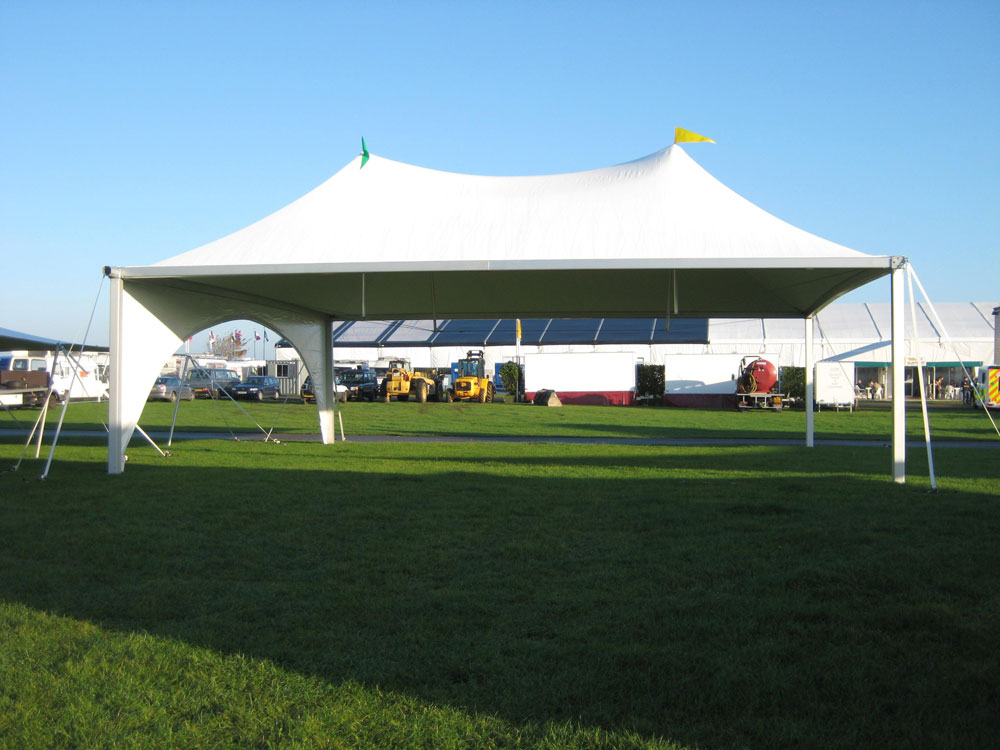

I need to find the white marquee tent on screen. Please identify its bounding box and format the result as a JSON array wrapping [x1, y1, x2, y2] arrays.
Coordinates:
[[277, 303, 993, 400], [108, 144, 907, 477]]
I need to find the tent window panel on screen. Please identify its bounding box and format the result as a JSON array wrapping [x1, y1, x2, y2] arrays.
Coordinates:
[[543, 319, 601, 344], [650, 318, 710, 344], [432, 320, 504, 346], [384, 320, 439, 345]]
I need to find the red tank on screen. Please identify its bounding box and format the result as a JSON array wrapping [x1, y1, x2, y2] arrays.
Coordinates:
[[737, 358, 778, 394]]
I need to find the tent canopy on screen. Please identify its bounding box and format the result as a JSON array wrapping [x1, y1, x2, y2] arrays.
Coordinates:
[[0, 326, 108, 353], [108, 143, 900, 473], [121, 145, 894, 320]]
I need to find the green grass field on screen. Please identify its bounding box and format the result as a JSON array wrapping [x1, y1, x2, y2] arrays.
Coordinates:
[[1, 402, 998, 749], [5, 396, 998, 443]]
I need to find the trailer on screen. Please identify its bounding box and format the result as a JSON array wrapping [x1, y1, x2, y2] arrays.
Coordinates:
[[815, 361, 856, 411], [523, 352, 636, 405]]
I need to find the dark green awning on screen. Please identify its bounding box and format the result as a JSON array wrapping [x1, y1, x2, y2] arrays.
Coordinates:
[[853, 361, 981, 368]]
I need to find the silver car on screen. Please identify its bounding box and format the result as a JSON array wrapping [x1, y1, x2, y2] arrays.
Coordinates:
[[148, 376, 195, 403]]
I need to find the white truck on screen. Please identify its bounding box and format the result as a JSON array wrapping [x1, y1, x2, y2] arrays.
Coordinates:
[[974, 365, 999, 409]]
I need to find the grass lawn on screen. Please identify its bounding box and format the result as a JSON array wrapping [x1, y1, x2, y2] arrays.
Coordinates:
[[1, 405, 998, 749]]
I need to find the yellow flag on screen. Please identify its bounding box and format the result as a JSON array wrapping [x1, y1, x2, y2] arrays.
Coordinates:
[[515, 318, 522, 340], [674, 127, 715, 144]]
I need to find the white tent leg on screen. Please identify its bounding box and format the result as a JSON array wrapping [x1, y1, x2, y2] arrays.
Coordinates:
[[805, 316, 814, 448], [108, 273, 126, 474], [891, 263, 906, 484], [318, 318, 336, 443]]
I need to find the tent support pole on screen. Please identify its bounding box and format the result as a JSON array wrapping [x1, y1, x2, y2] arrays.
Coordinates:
[[431, 273, 438, 333], [332, 318, 340, 441], [34, 388, 50, 457], [664, 270, 678, 331], [906, 265, 936, 490], [133, 424, 167, 457], [168, 354, 193, 447], [890, 260, 906, 483], [805, 316, 814, 447], [108, 272, 126, 474], [909, 267, 1000, 437], [41, 346, 91, 480]]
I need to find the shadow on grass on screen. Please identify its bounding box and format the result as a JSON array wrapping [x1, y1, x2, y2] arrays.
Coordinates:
[[1, 445, 998, 749]]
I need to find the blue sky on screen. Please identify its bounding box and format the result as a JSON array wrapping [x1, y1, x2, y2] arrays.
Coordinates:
[[2, 0, 997, 353]]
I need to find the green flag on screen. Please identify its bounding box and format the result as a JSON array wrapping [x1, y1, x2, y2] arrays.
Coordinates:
[[360, 137, 369, 168]]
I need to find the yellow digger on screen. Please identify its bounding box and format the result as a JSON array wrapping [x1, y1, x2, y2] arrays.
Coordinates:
[[452, 350, 495, 402]]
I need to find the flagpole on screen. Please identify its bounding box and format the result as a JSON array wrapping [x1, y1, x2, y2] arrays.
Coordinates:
[[515, 318, 522, 403]]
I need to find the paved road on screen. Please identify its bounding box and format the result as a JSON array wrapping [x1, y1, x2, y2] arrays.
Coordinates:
[[1, 428, 996, 449]]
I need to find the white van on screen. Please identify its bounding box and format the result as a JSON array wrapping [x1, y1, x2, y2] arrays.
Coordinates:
[[0, 350, 109, 403]]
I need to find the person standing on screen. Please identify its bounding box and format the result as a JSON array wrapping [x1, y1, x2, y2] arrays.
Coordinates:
[[962, 376, 972, 405]]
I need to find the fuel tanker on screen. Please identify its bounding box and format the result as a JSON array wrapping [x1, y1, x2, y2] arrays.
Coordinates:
[[736, 356, 785, 411]]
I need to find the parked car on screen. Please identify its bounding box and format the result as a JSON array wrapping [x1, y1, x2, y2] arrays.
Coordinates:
[[148, 376, 195, 403], [229, 375, 281, 400], [300, 375, 347, 403], [184, 367, 241, 399], [337, 366, 379, 401]]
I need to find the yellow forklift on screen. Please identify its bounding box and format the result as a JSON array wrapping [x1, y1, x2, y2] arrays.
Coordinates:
[[452, 350, 495, 402], [380, 360, 449, 403]]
